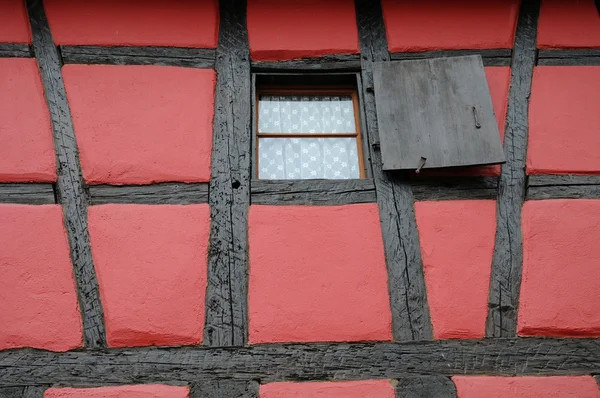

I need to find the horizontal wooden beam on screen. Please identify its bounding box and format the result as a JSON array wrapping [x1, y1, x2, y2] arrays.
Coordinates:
[[537, 49, 600, 66], [410, 176, 499, 201], [390, 49, 512, 66], [0, 183, 55, 204], [251, 179, 376, 205], [251, 54, 361, 72], [60, 46, 216, 68], [89, 183, 209, 205], [0, 43, 32, 58], [1, 338, 599, 386], [527, 175, 600, 200]]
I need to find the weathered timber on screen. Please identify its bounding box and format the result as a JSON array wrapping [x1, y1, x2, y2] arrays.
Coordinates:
[[251, 54, 361, 71], [396, 376, 457, 398], [190, 380, 259, 398], [391, 49, 512, 66], [204, 0, 251, 347], [1, 339, 600, 385], [374, 56, 505, 170], [486, 0, 540, 338], [60, 46, 216, 68], [0, 386, 45, 398], [89, 183, 209, 205], [0, 183, 55, 204], [251, 179, 376, 205], [595, 375, 600, 389], [527, 175, 600, 200], [355, 0, 433, 341], [538, 49, 600, 66], [411, 176, 499, 201], [0, 43, 32, 58], [27, 0, 107, 348]]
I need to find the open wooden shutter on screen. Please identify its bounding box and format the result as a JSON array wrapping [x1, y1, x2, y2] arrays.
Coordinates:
[[373, 55, 506, 171]]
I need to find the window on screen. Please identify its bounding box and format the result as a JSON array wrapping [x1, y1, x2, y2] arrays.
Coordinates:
[[256, 87, 365, 180]]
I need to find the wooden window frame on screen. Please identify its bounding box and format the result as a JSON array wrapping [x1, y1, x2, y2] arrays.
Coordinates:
[[254, 85, 366, 179]]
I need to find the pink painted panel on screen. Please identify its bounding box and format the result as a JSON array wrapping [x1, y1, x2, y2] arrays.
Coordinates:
[[538, 0, 600, 49], [0, 0, 31, 43], [260, 380, 395, 398], [45, 385, 189, 398], [453, 376, 600, 398]]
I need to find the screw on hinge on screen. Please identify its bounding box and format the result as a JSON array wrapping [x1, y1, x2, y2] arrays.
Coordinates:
[[415, 157, 427, 174], [472, 106, 481, 129]]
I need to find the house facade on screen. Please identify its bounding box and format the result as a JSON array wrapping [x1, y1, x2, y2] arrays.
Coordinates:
[[0, 0, 599, 397]]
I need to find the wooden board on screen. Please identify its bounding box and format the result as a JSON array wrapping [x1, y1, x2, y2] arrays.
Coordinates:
[[373, 55, 505, 170]]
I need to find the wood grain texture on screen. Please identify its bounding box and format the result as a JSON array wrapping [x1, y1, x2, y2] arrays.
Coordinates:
[[190, 380, 259, 398], [251, 179, 376, 205], [595, 375, 600, 390], [486, 0, 540, 338], [60, 46, 216, 68], [396, 376, 457, 398], [1, 339, 600, 386], [0, 183, 55, 204], [251, 54, 361, 71], [0, 43, 32, 58], [391, 49, 512, 66], [411, 176, 499, 201], [26, 0, 107, 348], [89, 183, 209, 205], [528, 175, 600, 200], [374, 56, 505, 171], [355, 0, 433, 341], [538, 49, 600, 66], [204, 0, 251, 347]]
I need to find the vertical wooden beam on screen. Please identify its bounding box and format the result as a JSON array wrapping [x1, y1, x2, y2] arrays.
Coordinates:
[[190, 380, 259, 398], [0, 386, 46, 397], [485, 0, 540, 338], [204, 0, 251, 347], [354, 0, 433, 341], [396, 376, 457, 398], [26, 0, 107, 348]]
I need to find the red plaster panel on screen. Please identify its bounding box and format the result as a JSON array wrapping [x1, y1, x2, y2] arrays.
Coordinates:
[[260, 380, 395, 397], [0, 205, 82, 351], [248, 204, 392, 344], [63, 65, 215, 185], [247, 0, 359, 61], [382, 0, 520, 52], [0, 0, 31, 43], [538, 0, 600, 49], [88, 204, 210, 348], [45, 385, 189, 398], [0, 58, 56, 182], [453, 376, 600, 398], [528, 66, 600, 175], [415, 200, 496, 339], [519, 200, 600, 337], [44, 0, 218, 48]]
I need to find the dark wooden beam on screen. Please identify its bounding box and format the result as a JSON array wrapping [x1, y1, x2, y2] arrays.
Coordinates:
[[1, 339, 599, 386], [486, 0, 540, 338], [355, 0, 433, 341], [396, 376, 457, 398], [251, 54, 361, 72], [0, 386, 45, 398], [204, 0, 251, 347], [190, 380, 259, 398], [0, 183, 55, 204], [251, 179, 376, 205], [60, 46, 216, 68], [390, 49, 512, 66], [0, 43, 32, 58], [411, 176, 499, 201], [89, 183, 209, 205], [595, 375, 600, 390], [26, 0, 107, 348], [527, 175, 600, 200], [537, 49, 600, 66]]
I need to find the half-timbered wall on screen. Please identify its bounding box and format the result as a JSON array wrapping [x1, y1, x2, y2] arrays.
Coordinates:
[[1, 0, 600, 397]]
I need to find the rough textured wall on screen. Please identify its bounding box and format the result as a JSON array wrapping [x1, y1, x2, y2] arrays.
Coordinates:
[[1, 0, 600, 397]]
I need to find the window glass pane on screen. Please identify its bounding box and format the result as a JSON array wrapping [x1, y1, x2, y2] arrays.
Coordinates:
[[258, 137, 360, 180], [258, 95, 356, 134]]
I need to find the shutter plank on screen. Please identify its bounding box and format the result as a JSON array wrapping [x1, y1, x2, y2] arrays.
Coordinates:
[[373, 55, 505, 170]]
